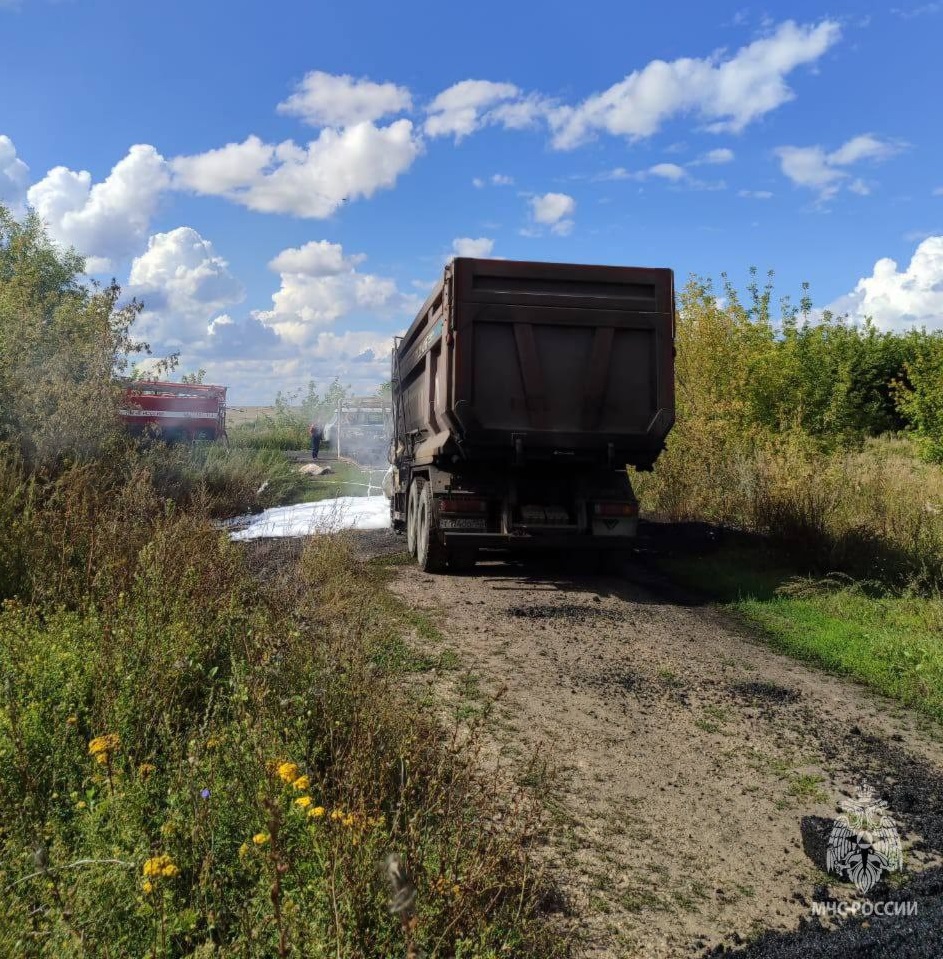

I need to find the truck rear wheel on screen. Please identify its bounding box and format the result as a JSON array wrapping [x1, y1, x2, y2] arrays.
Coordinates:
[[416, 483, 447, 573], [406, 479, 422, 557]]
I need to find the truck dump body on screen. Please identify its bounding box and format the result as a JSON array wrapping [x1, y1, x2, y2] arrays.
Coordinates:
[[394, 258, 674, 470], [390, 258, 675, 573]]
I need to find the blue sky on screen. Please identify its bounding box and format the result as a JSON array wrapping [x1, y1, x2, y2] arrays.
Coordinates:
[[1, 0, 941, 402]]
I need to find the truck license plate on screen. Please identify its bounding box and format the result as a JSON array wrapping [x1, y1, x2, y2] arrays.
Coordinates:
[[439, 517, 486, 530]]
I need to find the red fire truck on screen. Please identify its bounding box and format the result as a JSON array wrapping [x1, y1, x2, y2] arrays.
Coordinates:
[[120, 381, 227, 442]]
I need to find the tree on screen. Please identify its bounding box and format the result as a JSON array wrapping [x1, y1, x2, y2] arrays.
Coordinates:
[[0, 205, 149, 468]]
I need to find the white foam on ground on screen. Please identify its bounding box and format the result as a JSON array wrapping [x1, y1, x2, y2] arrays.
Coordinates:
[[229, 495, 391, 541]]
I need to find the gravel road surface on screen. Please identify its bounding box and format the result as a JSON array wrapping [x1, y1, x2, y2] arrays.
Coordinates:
[[360, 528, 943, 958]]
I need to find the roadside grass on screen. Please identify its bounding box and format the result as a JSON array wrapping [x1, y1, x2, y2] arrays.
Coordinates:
[[0, 460, 564, 958], [293, 460, 381, 503], [660, 544, 943, 724], [227, 415, 311, 451]]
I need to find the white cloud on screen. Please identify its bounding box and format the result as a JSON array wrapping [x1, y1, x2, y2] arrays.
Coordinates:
[[892, 2, 942, 18], [451, 236, 494, 258], [528, 192, 576, 236], [775, 134, 904, 200], [601, 163, 698, 184], [549, 20, 840, 148], [739, 189, 774, 199], [933, 187, 943, 196], [277, 71, 412, 127], [695, 147, 735, 165], [648, 162, 687, 181], [473, 173, 514, 188], [827, 134, 901, 166], [255, 239, 420, 345], [0, 134, 29, 213], [829, 236, 943, 331], [531, 192, 575, 224], [27, 144, 170, 269], [172, 121, 422, 218], [127, 227, 245, 344], [424, 80, 524, 140], [268, 239, 366, 276]]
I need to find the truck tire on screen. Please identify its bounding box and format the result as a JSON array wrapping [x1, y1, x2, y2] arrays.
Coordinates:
[[406, 479, 422, 557], [416, 483, 447, 573]]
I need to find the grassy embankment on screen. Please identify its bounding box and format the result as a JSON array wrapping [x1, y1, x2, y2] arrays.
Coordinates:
[[0, 208, 561, 957], [636, 273, 943, 723]]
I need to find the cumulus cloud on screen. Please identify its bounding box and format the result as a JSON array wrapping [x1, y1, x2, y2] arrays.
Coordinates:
[[424, 80, 525, 140], [775, 133, 905, 200], [277, 71, 412, 127], [127, 227, 245, 344], [0, 134, 29, 212], [27, 144, 170, 270], [549, 20, 840, 148], [172, 121, 422, 218], [829, 236, 943, 331], [255, 239, 420, 345], [268, 239, 366, 275], [529, 192, 576, 236], [451, 237, 494, 258]]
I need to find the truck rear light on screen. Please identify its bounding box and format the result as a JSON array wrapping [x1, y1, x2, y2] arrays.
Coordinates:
[[439, 497, 488, 514], [593, 501, 638, 517]]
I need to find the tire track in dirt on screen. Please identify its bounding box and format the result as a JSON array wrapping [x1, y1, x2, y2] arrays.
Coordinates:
[[381, 546, 943, 958]]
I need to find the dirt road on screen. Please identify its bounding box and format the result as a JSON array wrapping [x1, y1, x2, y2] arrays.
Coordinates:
[[370, 531, 943, 957]]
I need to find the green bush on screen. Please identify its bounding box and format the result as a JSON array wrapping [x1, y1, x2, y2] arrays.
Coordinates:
[[636, 271, 943, 592], [894, 338, 943, 463]]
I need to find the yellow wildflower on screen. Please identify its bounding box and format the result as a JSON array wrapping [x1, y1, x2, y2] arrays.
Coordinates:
[[75, 800, 87, 810], [66, 715, 78, 726], [142, 880, 154, 895], [142, 854, 177, 879], [308, 805, 326, 819], [138, 763, 156, 780], [292, 775, 310, 791], [206, 735, 222, 749], [294, 795, 312, 809], [330, 809, 344, 822], [452, 884, 461, 897], [343, 814, 356, 828], [88, 733, 120, 764], [276, 761, 299, 784], [238, 842, 250, 859], [252, 832, 269, 846]]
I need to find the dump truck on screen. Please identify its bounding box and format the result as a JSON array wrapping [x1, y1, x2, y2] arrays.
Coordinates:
[[120, 381, 228, 442], [388, 257, 675, 572]]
